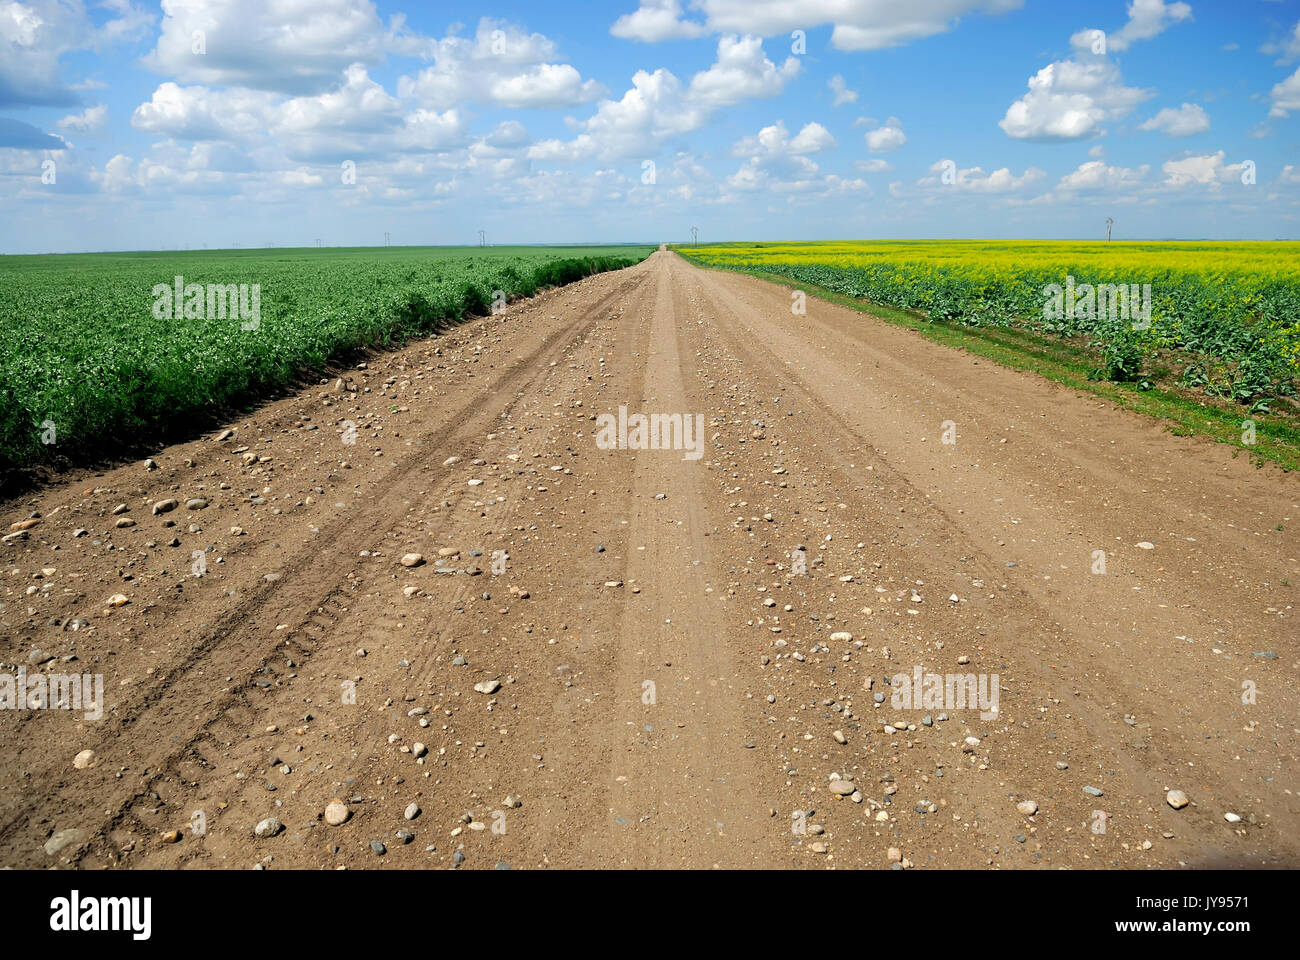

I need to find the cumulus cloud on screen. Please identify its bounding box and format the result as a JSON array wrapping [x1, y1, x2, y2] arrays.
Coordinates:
[[1056, 159, 1149, 191], [143, 0, 399, 94], [398, 19, 604, 109], [1269, 66, 1300, 118], [1001, 1, 1191, 140], [57, 103, 107, 132], [1070, 0, 1191, 54], [611, 0, 707, 42], [610, 0, 1024, 51], [864, 116, 905, 152], [918, 158, 1045, 192], [1, 0, 151, 108], [528, 34, 797, 162], [1000, 58, 1150, 140], [829, 74, 858, 106], [1160, 150, 1248, 188], [1138, 102, 1209, 136]]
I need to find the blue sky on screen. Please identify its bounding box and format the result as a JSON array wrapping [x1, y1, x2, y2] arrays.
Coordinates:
[[1, 0, 1299, 253]]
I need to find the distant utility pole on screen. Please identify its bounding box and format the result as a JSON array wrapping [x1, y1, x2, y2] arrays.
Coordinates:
[[690, 226, 699, 245], [1105, 217, 1114, 242], [384, 232, 391, 248], [315, 238, 321, 248], [478, 229, 486, 247]]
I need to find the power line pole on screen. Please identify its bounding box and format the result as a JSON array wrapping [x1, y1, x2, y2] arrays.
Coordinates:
[[384, 232, 391, 248], [478, 229, 486, 247], [1105, 217, 1114, 242], [690, 226, 698, 246]]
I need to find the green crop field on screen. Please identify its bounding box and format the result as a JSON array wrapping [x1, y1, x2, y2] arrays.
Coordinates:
[[678, 240, 1300, 408], [0, 245, 653, 472]]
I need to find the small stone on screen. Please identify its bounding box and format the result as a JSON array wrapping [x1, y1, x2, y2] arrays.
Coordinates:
[[153, 499, 178, 515], [254, 817, 282, 838], [160, 829, 181, 844], [1016, 800, 1038, 816], [404, 803, 420, 820], [832, 730, 847, 744], [1136, 541, 1154, 550], [186, 498, 208, 511], [474, 679, 501, 695], [106, 594, 129, 607], [1166, 790, 1189, 810], [828, 779, 855, 796], [44, 828, 86, 857], [371, 840, 387, 856], [1224, 812, 1242, 823], [115, 518, 136, 528], [1083, 786, 1103, 797], [73, 749, 96, 770], [412, 742, 427, 758], [400, 553, 425, 568], [324, 800, 350, 826]]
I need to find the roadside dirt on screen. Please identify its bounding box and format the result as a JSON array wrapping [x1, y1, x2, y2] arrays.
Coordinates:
[[2, 251, 1295, 870]]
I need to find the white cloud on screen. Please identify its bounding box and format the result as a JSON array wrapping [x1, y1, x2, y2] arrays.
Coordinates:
[[131, 82, 279, 142], [1057, 159, 1149, 191], [1260, 18, 1300, 63], [612, 0, 1024, 51], [864, 116, 905, 153], [1139, 102, 1209, 136], [1279, 165, 1300, 185], [144, 0, 394, 94], [1, 0, 151, 107], [919, 158, 1045, 192], [829, 74, 858, 106], [1269, 65, 1300, 118], [1000, 58, 1150, 140], [398, 19, 604, 109], [528, 34, 797, 162], [725, 120, 863, 197], [687, 34, 800, 108], [57, 103, 107, 132], [1073, 0, 1192, 54], [611, 0, 707, 42], [1161, 150, 1246, 188], [1003, 2, 1191, 140]]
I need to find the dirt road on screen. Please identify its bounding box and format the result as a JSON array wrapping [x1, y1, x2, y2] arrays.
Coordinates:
[[2, 250, 1296, 870]]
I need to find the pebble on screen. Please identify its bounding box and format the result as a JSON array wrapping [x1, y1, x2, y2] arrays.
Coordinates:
[[254, 817, 282, 838], [404, 803, 420, 820], [324, 800, 350, 826], [829, 779, 856, 796], [186, 498, 208, 510], [1224, 812, 1242, 823], [412, 742, 427, 758], [474, 679, 501, 694], [44, 828, 85, 856], [400, 553, 425, 568], [153, 499, 178, 515], [1165, 790, 1189, 810], [832, 730, 847, 744], [1136, 541, 1154, 550], [371, 840, 387, 856], [1083, 786, 1103, 797], [73, 749, 96, 770], [1016, 800, 1038, 816]]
